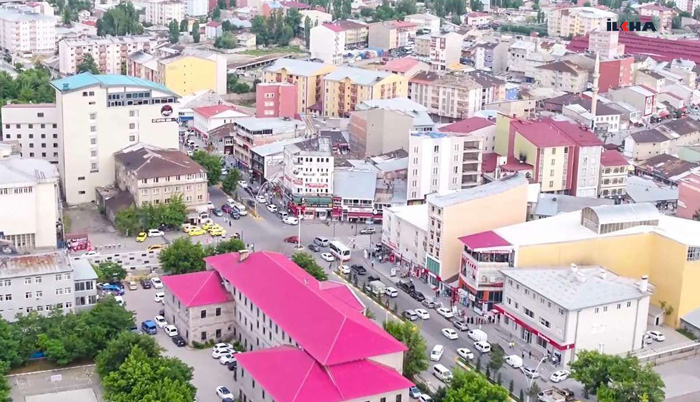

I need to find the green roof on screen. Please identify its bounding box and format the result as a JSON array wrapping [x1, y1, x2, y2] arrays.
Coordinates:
[[51, 73, 178, 97]]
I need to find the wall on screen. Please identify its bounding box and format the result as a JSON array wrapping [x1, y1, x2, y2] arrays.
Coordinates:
[[0, 105, 60, 164], [365, 109, 412, 157], [163, 56, 218, 96], [0, 269, 75, 322]]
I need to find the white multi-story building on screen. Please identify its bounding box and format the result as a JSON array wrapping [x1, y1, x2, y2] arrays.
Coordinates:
[[186, 0, 207, 16], [382, 203, 428, 272], [1, 104, 60, 164], [58, 36, 160, 75], [548, 7, 617, 38], [428, 32, 463, 71], [496, 266, 651, 365], [0, 157, 60, 251], [282, 137, 334, 197], [404, 13, 440, 33], [588, 30, 624, 59], [309, 23, 345, 65], [409, 72, 483, 119], [145, 0, 185, 25], [508, 40, 536, 75], [0, 7, 58, 55], [51, 73, 180, 205]]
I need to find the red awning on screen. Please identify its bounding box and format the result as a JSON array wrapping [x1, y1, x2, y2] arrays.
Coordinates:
[[658, 110, 670, 118], [458, 231, 511, 250], [493, 304, 574, 351], [347, 211, 373, 218]]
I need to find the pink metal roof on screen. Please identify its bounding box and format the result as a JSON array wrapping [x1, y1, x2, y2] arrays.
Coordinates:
[[441, 117, 495, 134], [318, 281, 365, 313], [459, 231, 511, 250], [550, 119, 603, 147], [192, 104, 245, 119], [236, 346, 413, 402], [205, 252, 407, 365], [322, 22, 346, 32], [512, 119, 575, 148], [206, 21, 222, 27], [600, 149, 628, 167], [382, 57, 421, 73], [482, 152, 498, 173], [161, 271, 233, 307]]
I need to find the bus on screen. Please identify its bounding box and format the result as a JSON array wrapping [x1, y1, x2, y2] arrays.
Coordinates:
[[329, 240, 351, 262]]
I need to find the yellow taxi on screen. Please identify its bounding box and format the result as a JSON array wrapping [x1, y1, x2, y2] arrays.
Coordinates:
[[209, 228, 227, 237], [147, 244, 165, 252], [202, 222, 215, 231], [207, 223, 223, 233], [188, 227, 206, 237], [136, 232, 147, 242]]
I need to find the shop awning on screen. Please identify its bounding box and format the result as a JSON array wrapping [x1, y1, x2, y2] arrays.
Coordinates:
[[493, 304, 574, 351], [347, 211, 373, 218]]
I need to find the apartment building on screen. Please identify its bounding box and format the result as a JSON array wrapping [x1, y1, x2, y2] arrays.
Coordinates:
[[676, 0, 700, 13], [1, 104, 60, 164], [465, 11, 492, 26], [326, 20, 368, 48], [607, 85, 656, 120], [282, 137, 334, 197], [382, 203, 429, 272], [322, 67, 408, 118], [58, 36, 160, 75], [423, 174, 528, 288], [309, 23, 345, 65], [0, 158, 60, 251], [441, 115, 497, 151], [409, 72, 484, 119], [547, 7, 617, 38], [255, 83, 297, 118], [677, 172, 700, 219], [368, 20, 417, 51], [507, 40, 536, 76], [227, 117, 305, 169], [262, 58, 337, 114], [145, 0, 185, 25], [535, 61, 589, 93], [51, 73, 180, 205], [589, 30, 625, 59], [469, 72, 506, 110], [0, 7, 57, 55], [599, 149, 629, 198], [127, 50, 227, 96], [404, 13, 440, 33], [114, 143, 208, 208], [72, 258, 99, 312], [427, 32, 463, 71], [638, 3, 675, 32], [0, 252, 98, 322], [379, 57, 430, 78], [187, 0, 207, 16], [497, 267, 650, 365], [192, 105, 249, 138], [624, 117, 700, 160]]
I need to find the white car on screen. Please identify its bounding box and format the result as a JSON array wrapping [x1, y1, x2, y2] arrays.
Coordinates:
[[219, 353, 237, 365], [154, 292, 165, 303], [415, 308, 430, 320], [474, 341, 491, 353], [385, 287, 398, 298], [238, 180, 248, 188], [147, 229, 165, 237], [266, 204, 278, 213], [216, 386, 234, 399], [436, 307, 454, 319], [164, 325, 178, 337], [283, 216, 299, 225], [430, 345, 444, 361], [154, 315, 167, 328], [505, 355, 523, 368], [81, 251, 99, 258], [234, 205, 248, 216], [211, 344, 234, 359], [226, 198, 236, 207], [256, 195, 267, 204], [457, 348, 474, 360], [221, 168, 229, 176], [441, 328, 458, 340], [550, 370, 570, 383], [320, 253, 335, 262], [646, 330, 665, 342], [521, 366, 540, 379], [151, 277, 163, 289], [339, 265, 351, 275], [418, 395, 433, 402]]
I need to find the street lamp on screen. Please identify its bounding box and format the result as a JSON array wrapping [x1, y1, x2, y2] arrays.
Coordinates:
[[524, 356, 548, 402]]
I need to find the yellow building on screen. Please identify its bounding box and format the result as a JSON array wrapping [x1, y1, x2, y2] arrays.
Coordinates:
[[127, 51, 227, 96], [480, 203, 700, 327], [322, 67, 408, 118], [262, 58, 337, 114]]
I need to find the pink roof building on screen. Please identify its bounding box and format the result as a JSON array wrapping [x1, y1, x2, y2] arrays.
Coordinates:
[[161, 270, 233, 307], [379, 57, 428, 77], [678, 173, 700, 219], [192, 104, 249, 137], [440, 116, 495, 134]]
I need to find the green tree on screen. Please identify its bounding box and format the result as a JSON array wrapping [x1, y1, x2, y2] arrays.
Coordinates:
[[168, 19, 180, 43], [97, 3, 144, 36], [218, 0, 227, 8], [304, 16, 311, 48], [214, 238, 246, 254], [527, 382, 541, 400], [277, 24, 294, 45], [77, 53, 100, 74], [94, 261, 127, 283], [291, 252, 328, 281], [442, 369, 510, 402], [251, 15, 270, 45], [158, 237, 206, 274], [487, 343, 505, 377], [451, 14, 462, 24], [222, 19, 232, 31], [382, 320, 429, 379], [214, 31, 238, 48], [0, 374, 10, 402], [192, 20, 201, 43], [232, 82, 250, 93], [471, 0, 484, 10], [221, 168, 241, 194], [694, 6, 700, 19], [212, 6, 221, 21], [62, 7, 72, 25], [191, 149, 222, 185], [114, 206, 140, 236], [96, 331, 163, 378], [180, 19, 189, 32], [285, 7, 303, 36], [0, 318, 24, 369]]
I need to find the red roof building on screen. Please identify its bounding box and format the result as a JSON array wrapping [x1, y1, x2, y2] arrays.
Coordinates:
[[677, 173, 700, 219], [161, 270, 232, 307], [568, 32, 700, 64], [600, 149, 628, 167], [192, 104, 249, 137], [440, 117, 495, 134], [379, 57, 427, 77]]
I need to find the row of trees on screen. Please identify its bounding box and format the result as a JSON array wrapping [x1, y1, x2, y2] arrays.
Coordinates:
[[368, 0, 418, 21], [251, 10, 302, 47], [48, 0, 91, 24], [291, 252, 328, 281], [190, 149, 243, 193], [159, 237, 247, 274], [0, 68, 55, 135], [96, 3, 144, 36], [114, 194, 188, 236]]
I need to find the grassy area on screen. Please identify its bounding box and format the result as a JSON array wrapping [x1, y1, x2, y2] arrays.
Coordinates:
[[241, 46, 306, 56], [8, 358, 92, 375]]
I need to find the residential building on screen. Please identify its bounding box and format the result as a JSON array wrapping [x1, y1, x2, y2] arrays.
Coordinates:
[[320, 20, 368, 48], [548, 7, 617, 38], [0, 158, 60, 251], [637, 153, 699, 185], [465, 12, 492, 26], [414, 34, 431, 57], [409, 72, 484, 119], [599, 149, 629, 198], [255, 83, 297, 118], [58, 36, 160, 75], [0, 252, 95, 322], [204, 21, 222, 39], [322, 67, 408, 118], [368, 20, 417, 51], [677, 172, 700, 219], [187, 0, 207, 16], [473, 42, 509, 74], [1, 104, 60, 164], [507, 41, 536, 77], [676, 0, 700, 13], [332, 169, 380, 222], [635, 70, 666, 93], [282, 137, 334, 200], [467, 203, 700, 327], [72, 258, 99, 312], [298, 9, 332, 29], [0, 7, 57, 55], [404, 13, 440, 33], [558, 96, 621, 133], [113, 143, 208, 208], [379, 57, 430, 78], [422, 174, 529, 288], [51, 73, 180, 205], [228, 117, 305, 169], [496, 267, 650, 365], [624, 117, 700, 160], [192, 252, 411, 402], [145, 0, 185, 25], [309, 23, 345, 65], [468, 72, 506, 110], [638, 3, 675, 32], [598, 56, 635, 93], [382, 203, 429, 274], [250, 137, 306, 183], [605, 86, 656, 120], [485, 99, 536, 119], [262, 59, 337, 114], [440, 116, 497, 151], [427, 32, 463, 71], [588, 30, 625, 59], [192, 105, 249, 138], [127, 50, 227, 96], [161, 270, 235, 344], [535, 61, 589, 93]]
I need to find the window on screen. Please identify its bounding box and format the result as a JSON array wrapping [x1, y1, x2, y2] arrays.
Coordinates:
[[216, 329, 222, 338], [201, 310, 207, 318], [25, 278, 31, 284], [35, 276, 41, 283], [539, 317, 550, 328], [558, 307, 564, 315], [26, 291, 32, 299], [594, 307, 600, 314], [129, 123, 136, 129], [36, 290, 42, 298], [396, 395, 403, 402], [216, 307, 221, 316], [55, 274, 62, 281], [603, 306, 608, 312], [90, 113, 96, 120], [201, 331, 207, 340], [627, 301, 632, 308], [56, 288, 63, 295]]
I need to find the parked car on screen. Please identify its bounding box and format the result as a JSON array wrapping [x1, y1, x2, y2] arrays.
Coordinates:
[[151, 277, 164, 289], [212, 208, 224, 217], [222, 204, 232, 214], [436, 307, 453, 319], [154, 292, 165, 303], [220, 354, 237, 365], [128, 281, 138, 290], [267, 204, 278, 213], [520, 366, 540, 378], [141, 320, 157, 335], [237, 180, 248, 188], [338, 265, 351, 275], [422, 299, 436, 309], [154, 315, 167, 328], [367, 275, 381, 283], [164, 325, 178, 337], [308, 244, 321, 252], [350, 264, 366, 275], [227, 360, 238, 371], [284, 235, 300, 244], [453, 319, 469, 331], [505, 355, 523, 368], [410, 291, 426, 302], [441, 328, 458, 340], [430, 344, 444, 361], [457, 348, 474, 360], [409, 386, 422, 399], [172, 335, 186, 347], [385, 287, 398, 297], [136, 232, 147, 242], [140, 279, 152, 289], [283, 216, 299, 225], [474, 341, 491, 353], [147, 229, 165, 237], [216, 386, 234, 399], [419, 395, 433, 402], [147, 244, 164, 252], [256, 195, 267, 204], [415, 309, 430, 320], [320, 253, 335, 262], [359, 227, 376, 234], [403, 310, 418, 321], [646, 330, 665, 342], [550, 370, 571, 383], [212, 344, 234, 359], [100, 284, 124, 295], [230, 210, 240, 220]]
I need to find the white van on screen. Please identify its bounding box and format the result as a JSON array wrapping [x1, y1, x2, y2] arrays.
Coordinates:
[[474, 340, 491, 353], [314, 237, 330, 247], [430, 345, 444, 362], [467, 329, 488, 342], [278, 211, 289, 220], [403, 310, 418, 321], [433, 364, 453, 383]]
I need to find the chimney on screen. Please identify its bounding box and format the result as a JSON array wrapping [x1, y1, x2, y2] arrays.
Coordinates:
[[570, 263, 578, 274], [239, 249, 250, 262], [639, 275, 649, 292]]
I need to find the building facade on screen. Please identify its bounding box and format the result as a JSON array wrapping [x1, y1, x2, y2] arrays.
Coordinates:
[[127, 51, 227, 96], [368, 20, 417, 51], [428, 32, 463, 71], [187, 0, 208, 16], [145, 0, 185, 25], [1, 104, 60, 165], [535, 61, 589, 93], [58, 36, 160, 75], [282, 137, 334, 197], [0, 7, 57, 55], [547, 7, 617, 38], [382, 203, 428, 273], [309, 23, 345, 65], [262, 59, 337, 114], [255, 83, 297, 118], [409, 72, 485, 119], [322, 67, 408, 118], [599, 149, 628, 198]]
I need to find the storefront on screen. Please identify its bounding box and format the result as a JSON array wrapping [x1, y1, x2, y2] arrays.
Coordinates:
[[287, 195, 333, 220]]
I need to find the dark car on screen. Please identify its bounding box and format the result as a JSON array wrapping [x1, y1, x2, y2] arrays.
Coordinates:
[[410, 291, 426, 302], [350, 264, 366, 275], [227, 360, 238, 371], [222, 204, 232, 214], [367, 275, 381, 283], [246, 199, 256, 208], [172, 335, 186, 347], [308, 244, 321, 252], [212, 208, 224, 217], [453, 319, 469, 331], [230, 210, 240, 220], [359, 227, 376, 235], [140, 279, 152, 289], [158, 308, 165, 316]]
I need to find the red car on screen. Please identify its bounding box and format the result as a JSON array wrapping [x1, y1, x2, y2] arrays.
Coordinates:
[[222, 204, 232, 213], [284, 235, 299, 244]]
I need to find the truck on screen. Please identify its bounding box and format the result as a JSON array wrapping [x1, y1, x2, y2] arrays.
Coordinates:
[[538, 388, 575, 402], [370, 280, 386, 296]]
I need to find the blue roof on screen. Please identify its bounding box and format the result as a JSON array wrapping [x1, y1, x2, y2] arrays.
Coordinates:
[[410, 131, 448, 139], [51, 73, 177, 96]]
